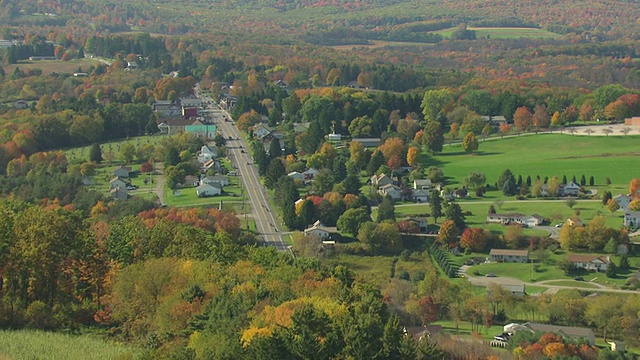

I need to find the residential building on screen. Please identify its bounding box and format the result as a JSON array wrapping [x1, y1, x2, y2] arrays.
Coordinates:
[[253, 124, 272, 141], [153, 101, 182, 117], [560, 181, 581, 196], [501, 284, 526, 297], [614, 194, 632, 211], [486, 213, 543, 227], [402, 217, 429, 232], [624, 211, 640, 227], [517, 322, 595, 346], [410, 189, 430, 203], [110, 187, 129, 201], [201, 175, 229, 188], [304, 220, 337, 240], [371, 173, 394, 187], [113, 165, 131, 178], [288, 172, 305, 181], [403, 325, 442, 341], [182, 175, 200, 187], [302, 168, 319, 179], [185, 122, 216, 139], [489, 249, 530, 263], [378, 184, 403, 200], [109, 177, 129, 190], [196, 183, 221, 197], [180, 96, 203, 108], [157, 118, 195, 135], [567, 254, 610, 272], [413, 179, 432, 190], [197, 145, 217, 163]]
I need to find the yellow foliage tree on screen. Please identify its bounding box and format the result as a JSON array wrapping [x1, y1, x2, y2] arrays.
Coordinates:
[[406, 146, 419, 168]]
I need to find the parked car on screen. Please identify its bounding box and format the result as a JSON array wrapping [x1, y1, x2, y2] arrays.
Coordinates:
[[555, 223, 563, 228], [485, 273, 497, 277], [126, 185, 138, 190], [574, 276, 584, 281], [494, 333, 510, 342]]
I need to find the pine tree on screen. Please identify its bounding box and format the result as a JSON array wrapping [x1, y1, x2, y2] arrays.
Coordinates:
[[589, 176, 595, 186], [377, 195, 396, 223], [430, 191, 442, 223], [89, 143, 103, 163]]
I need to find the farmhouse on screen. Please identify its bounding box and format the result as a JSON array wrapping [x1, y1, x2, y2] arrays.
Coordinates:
[[567, 254, 610, 272], [614, 194, 632, 211], [489, 249, 530, 263], [201, 175, 229, 188], [304, 220, 336, 240], [560, 181, 581, 196], [157, 118, 194, 135], [410, 189, 430, 203], [196, 183, 221, 197], [623, 211, 640, 228], [486, 213, 543, 227]]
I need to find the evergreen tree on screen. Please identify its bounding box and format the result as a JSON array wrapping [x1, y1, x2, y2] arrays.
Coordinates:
[[602, 191, 612, 206], [89, 143, 103, 163], [497, 169, 516, 190], [342, 174, 362, 195], [377, 195, 396, 223], [580, 174, 586, 186], [265, 158, 286, 189], [619, 254, 630, 270], [165, 147, 180, 166], [589, 176, 595, 186], [444, 202, 466, 230], [562, 175, 567, 185], [269, 138, 282, 158], [430, 191, 442, 223], [367, 150, 385, 174], [300, 200, 317, 229], [502, 179, 516, 196], [526, 175, 532, 187], [517, 175, 523, 187]]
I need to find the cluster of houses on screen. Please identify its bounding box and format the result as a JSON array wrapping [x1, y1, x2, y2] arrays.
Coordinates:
[[612, 194, 640, 228], [196, 174, 229, 197], [109, 165, 136, 200], [287, 168, 319, 183], [488, 249, 611, 272], [373, 174, 437, 203], [153, 96, 216, 139]]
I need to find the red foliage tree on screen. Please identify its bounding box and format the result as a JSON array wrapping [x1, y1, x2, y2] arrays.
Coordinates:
[[417, 296, 438, 325]]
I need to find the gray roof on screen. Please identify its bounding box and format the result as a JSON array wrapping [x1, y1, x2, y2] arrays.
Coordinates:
[[523, 322, 594, 340]]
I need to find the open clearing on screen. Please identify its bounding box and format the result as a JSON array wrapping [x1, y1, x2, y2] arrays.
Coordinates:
[[432, 26, 561, 39], [429, 133, 640, 189], [4, 58, 101, 76]]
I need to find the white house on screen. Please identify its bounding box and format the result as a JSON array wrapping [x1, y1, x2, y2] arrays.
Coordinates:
[[288, 171, 305, 181], [201, 175, 229, 188], [486, 213, 543, 227], [327, 133, 342, 141], [567, 254, 610, 272], [489, 249, 530, 263], [413, 179, 432, 190], [560, 181, 581, 196], [624, 211, 640, 227], [304, 220, 336, 240], [197, 145, 217, 163], [378, 184, 403, 200], [196, 183, 221, 197], [614, 194, 632, 211]]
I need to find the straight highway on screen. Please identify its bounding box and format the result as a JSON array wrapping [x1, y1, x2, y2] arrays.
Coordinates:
[[198, 93, 287, 251]]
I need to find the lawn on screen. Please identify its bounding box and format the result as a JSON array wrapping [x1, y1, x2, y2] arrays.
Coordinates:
[[65, 135, 168, 163], [4, 58, 102, 76], [426, 133, 640, 193], [0, 330, 142, 360], [393, 198, 623, 232], [434, 319, 505, 340], [326, 252, 434, 289]]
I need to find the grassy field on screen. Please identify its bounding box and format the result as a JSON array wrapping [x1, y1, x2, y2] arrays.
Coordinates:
[[65, 135, 168, 163], [432, 27, 561, 39], [429, 134, 640, 192], [325, 252, 433, 289], [4, 58, 102, 76], [0, 330, 142, 360]]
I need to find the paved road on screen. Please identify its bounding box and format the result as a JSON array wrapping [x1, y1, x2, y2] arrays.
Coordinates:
[[199, 96, 287, 251], [155, 162, 165, 205]]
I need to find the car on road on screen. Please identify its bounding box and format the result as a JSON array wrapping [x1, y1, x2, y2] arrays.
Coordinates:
[[240, 149, 245, 153], [485, 273, 497, 277], [246, 162, 251, 165], [573, 276, 584, 281], [555, 223, 563, 228]]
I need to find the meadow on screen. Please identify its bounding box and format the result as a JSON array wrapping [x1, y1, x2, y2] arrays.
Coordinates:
[[4, 58, 102, 76], [427, 133, 640, 192], [0, 330, 142, 360], [431, 27, 562, 39]]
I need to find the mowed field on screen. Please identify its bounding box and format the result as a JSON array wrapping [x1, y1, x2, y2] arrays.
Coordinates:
[[4, 58, 102, 76], [0, 330, 142, 360], [428, 133, 640, 190], [432, 27, 561, 39]]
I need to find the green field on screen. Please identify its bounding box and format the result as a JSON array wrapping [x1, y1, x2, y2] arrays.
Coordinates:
[[432, 27, 562, 39], [65, 135, 168, 163], [4, 58, 102, 77], [428, 133, 640, 191], [0, 330, 142, 360]]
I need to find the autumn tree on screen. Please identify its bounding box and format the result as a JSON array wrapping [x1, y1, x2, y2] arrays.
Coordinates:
[[379, 137, 405, 162], [460, 228, 486, 252], [349, 140, 367, 170], [406, 146, 419, 168], [629, 178, 640, 196], [236, 110, 261, 132], [417, 296, 438, 326], [462, 132, 479, 153], [607, 199, 620, 214], [438, 220, 459, 245], [533, 104, 550, 128], [513, 106, 533, 131], [498, 123, 511, 138]]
